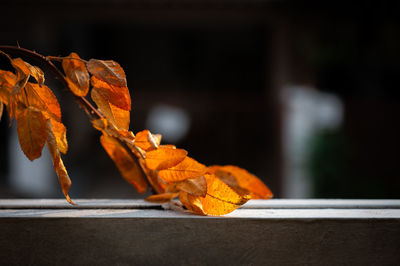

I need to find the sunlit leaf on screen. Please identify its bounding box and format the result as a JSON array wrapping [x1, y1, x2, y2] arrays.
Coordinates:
[[25, 83, 61, 121], [158, 157, 207, 183], [87, 59, 127, 87], [100, 135, 147, 193], [91, 76, 131, 111], [25, 62, 45, 87], [0, 101, 3, 121], [145, 192, 178, 203], [16, 106, 47, 161], [176, 175, 207, 197], [62, 52, 89, 97], [49, 119, 68, 154], [212, 165, 273, 199], [179, 174, 250, 216], [134, 129, 161, 151], [91, 87, 129, 130], [0, 70, 16, 105], [145, 147, 187, 170], [10, 58, 30, 95], [46, 120, 74, 205]]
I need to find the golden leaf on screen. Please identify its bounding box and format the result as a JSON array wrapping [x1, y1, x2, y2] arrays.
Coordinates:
[[25, 62, 45, 87], [134, 129, 161, 151], [87, 59, 127, 87], [25, 83, 61, 121], [179, 174, 249, 216], [62, 52, 89, 97], [145, 192, 178, 203], [49, 119, 68, 154], [91, 76, 131, 111], [175, 175, 207, 197], [0, 70, 16, 105], [16, 106, 47, 161], [46, 120, 74, 205], [212, 165, 273, 199], [100, 135, 147, 193], [10, 58, 30, 95], [91, 87, 129, 131], [158, 157, 207, 183], [145, 147, 187, 171]]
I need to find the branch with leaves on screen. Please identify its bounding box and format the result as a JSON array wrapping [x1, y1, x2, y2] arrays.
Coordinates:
[[0, 46, 272, 215]]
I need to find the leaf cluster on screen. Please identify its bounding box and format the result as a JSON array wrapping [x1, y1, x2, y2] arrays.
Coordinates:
[[0, 47, 272, 215]]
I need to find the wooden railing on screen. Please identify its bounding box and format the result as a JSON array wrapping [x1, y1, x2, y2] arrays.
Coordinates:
[[1, 199, 399, 265]]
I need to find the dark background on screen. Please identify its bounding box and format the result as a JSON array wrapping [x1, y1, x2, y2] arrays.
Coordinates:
[[0, 0, 399, 199]]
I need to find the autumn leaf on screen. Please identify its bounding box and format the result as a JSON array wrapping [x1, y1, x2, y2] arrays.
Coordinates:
[[46, 120, 74, 205], [145, 192, 179, 203], [87, 59, 127, 87], [179, 174, 250, 216], [90, 76, 131, 111], [49, 119, 68, 154], [10, 58, 30, 95], [0, 101, 3, 121], [134, 129, 161, 151], [175, 175, 207, 197], [0, 70, 16, 105], [61, 52, 89, 97], [25, 83, 61, 121], [16, 106, 47, 161], [91, 86, 129, 131], [25, 62, 45, 87], [145, 147, 187, 170], [211, 165, 273, 199], [158, 157, 207, 183], [100, 135, 147, 193]]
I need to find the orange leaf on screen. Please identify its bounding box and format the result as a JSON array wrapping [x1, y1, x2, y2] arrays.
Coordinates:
[[212, 165, 273, 199], [175, 175, 207, 197], [0, 70, 16, 105], [16, 106, 47, 161], [49, 119, 68, 154], [25, 62, 45, 87], [0, 101, 3, 121], [11, 58, 30, 95], [145, 147, 187, 170], [180, 174, 249, 216], [158, 157, 207, 183], [100, 135, 147, 193], [25, 83, 61, 121], [91, 76, 131, 111], [134, 129, 161, 151], [46, 120, 74, 205], [91, 86, 129, 130], [62, 52, 89, 97], [87, 59, 127, 87], [145, 192, 178, 203]]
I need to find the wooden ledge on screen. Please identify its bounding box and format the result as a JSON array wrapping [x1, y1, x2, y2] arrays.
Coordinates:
[[1, 199, 399, 265]]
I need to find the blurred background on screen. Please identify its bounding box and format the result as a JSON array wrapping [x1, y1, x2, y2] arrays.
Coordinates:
[[0, 0, 399, 199]]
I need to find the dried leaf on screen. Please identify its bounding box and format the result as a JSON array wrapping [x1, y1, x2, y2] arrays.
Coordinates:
[[87, 59, 127, 87], [62, 52, 89, 97], [46, 120, 74, 205], [16, 106, 47, 161], [145, 147, 187, 170], [134, 129, 161, 151], [25, 83, 61, 121], [176, 175, 207, 197], [145, 192, 178, 203], [11, 58, 30, 95], [0, 101, 3, 121], [91, 76, 131, 111], [179, 174, 249, 216], [100, 135, 147, 193], [213, 165, 273, 199], [91, 87, 129, 130], [25, 62, 45, 87], [49, 119, 68, 154], [158, 157, 207, 183], [0, 70, 16, 105]]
